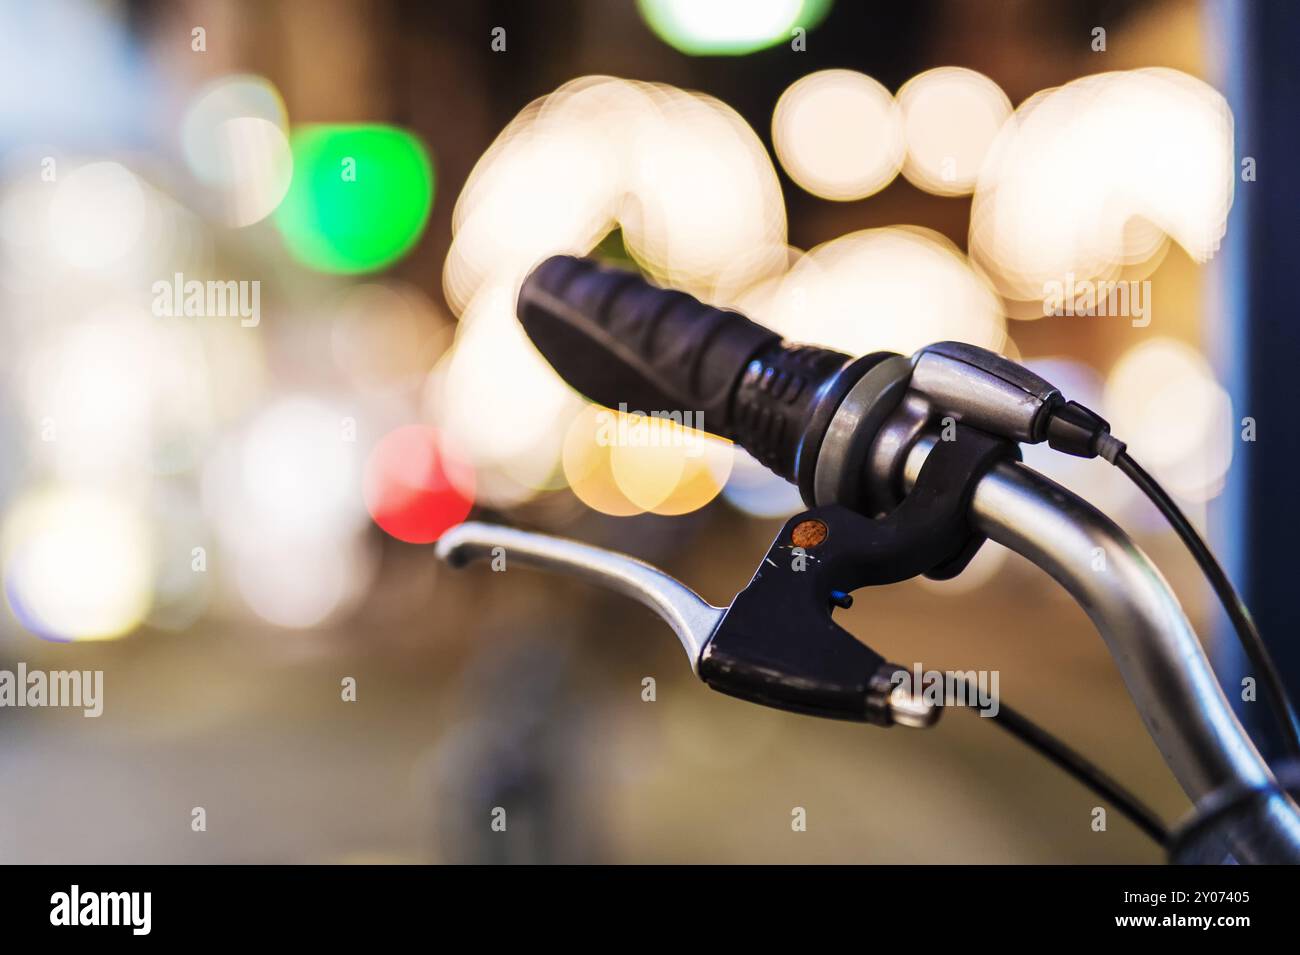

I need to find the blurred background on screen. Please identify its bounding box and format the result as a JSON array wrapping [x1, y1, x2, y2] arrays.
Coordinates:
[[0, 0, 1292, 862]]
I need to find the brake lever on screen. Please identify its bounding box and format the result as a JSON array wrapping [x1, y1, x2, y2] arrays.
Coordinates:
[[436, 510, 938, 727], [437, 425, 1015, 729]]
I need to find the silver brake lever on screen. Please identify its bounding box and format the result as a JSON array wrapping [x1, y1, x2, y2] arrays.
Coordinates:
[[435, 521, 724, 672]]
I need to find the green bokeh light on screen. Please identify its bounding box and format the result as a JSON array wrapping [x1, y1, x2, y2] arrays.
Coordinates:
[[637, 0, 832, 56], [275, 124, 434, 274]]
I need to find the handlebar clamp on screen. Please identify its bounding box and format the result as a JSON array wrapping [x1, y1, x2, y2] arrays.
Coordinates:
[[698, 425, 1018, 723]]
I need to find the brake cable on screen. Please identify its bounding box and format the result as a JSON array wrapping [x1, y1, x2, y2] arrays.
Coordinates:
[[1039, 400, 1300, 761]]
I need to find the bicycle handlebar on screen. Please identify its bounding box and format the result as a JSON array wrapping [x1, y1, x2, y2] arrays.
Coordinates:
[[510, 254, 1300, 862]]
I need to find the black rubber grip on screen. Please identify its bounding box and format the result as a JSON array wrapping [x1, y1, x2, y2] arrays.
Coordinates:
[[517, 255, 781, 436], [517, 256, 885, 494]]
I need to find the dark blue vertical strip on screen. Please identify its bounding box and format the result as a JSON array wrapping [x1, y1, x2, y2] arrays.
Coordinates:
[[1209, 0, 1300, 755]]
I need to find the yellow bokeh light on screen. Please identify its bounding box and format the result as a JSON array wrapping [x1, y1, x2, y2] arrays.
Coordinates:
[[562, 405, 645, 517], [642, 436, 735, 516], [561, 405, 734, 517], [609, 413, 733, 515]]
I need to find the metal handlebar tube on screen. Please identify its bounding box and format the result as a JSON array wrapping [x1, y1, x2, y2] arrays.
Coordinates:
[[899, 434, 1300, 863]]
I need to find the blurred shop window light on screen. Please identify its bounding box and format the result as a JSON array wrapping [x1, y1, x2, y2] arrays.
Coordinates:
[[637, 0, 832, 56], [275, 124, 434, 274]]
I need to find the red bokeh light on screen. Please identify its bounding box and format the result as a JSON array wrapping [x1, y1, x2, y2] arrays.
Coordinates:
[[364, 425, 474, 543]]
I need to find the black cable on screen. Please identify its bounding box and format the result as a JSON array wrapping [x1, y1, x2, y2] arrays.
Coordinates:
[[985, 703, 1170, 848], [1114, 449, 1300, 760], [947, 677, 1170, 848], [1046, 401, 1300, 761]]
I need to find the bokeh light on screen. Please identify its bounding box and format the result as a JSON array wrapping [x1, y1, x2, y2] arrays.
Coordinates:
[[181, 74, 289, 179], [1104, 338, 1233, 501], [560, 404, 733, 516], [203, 395, 373, 629], [20, 308, 217, 483], [740, 226, 1007, 356], [49, 161, 146, 269], [608, 414, 733, 515], [211, 118, 293, 227], [239, 397, 359, 536], [562, 404, 645, 517], [772, 69, 903, 201], [445, 76, 786, 310], [364, 425, 474, 544], [275, 124, 434, 273], [624, 85, 787, 299], [235, 537, 377, 631], [970, 68, 1234, 304], [181, 75, 293, 226], [444, 79, 627, 314], [637, 0, 831, 56], [3, 486, 152, 641], [897, 67, 1012, 196], [427, 284, 582, 508]]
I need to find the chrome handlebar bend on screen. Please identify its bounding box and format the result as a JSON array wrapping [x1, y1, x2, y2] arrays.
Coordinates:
[[903, 435, 1300, 863]]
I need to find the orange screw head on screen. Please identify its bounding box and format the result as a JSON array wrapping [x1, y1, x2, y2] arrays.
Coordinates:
[[791, 519, 828, 549]]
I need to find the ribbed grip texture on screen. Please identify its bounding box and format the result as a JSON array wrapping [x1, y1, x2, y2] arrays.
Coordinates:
[[517, 256, 781, 438], [733, 343, 855, 483]]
